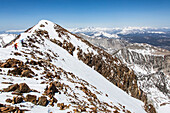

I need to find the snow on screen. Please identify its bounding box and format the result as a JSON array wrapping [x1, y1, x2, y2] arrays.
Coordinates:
[[70, 26, 170, 40], [158, 104, 170, 113], [0, 20, 147, 113], [0, 34, 17, 47]]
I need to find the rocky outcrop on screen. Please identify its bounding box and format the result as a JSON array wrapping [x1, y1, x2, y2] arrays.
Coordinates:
[[0, 58, 35, 78], [3, 83, 31, 93]]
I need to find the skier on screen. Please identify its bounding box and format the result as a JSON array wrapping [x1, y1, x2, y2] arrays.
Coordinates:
[[14, 43, 18, 50]]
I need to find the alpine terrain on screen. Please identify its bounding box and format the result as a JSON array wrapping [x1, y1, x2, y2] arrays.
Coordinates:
[[71, 28, 170, 113], [0, 20, 151, 113]]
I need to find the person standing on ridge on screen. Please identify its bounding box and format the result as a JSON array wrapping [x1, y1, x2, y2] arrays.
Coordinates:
[[21, 39, 24, 47], [14, 43, 18, 50]]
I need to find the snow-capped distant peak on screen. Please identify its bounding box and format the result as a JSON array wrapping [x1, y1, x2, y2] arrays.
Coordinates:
[[69, 26, 170, 39]]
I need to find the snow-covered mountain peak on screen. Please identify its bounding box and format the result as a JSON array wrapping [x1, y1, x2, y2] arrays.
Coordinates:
[[0, 20, 159, 112]]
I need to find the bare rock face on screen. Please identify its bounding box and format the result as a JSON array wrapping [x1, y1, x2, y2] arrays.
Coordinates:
[[25, 94, 37, 104], [8, 66, 34, 78], [37, 96, 48, 106]]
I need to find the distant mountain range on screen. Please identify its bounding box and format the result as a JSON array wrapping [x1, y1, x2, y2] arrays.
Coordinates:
[[70, 27, 170, 50]]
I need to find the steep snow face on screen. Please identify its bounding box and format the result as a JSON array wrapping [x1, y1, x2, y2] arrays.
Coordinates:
[[0, 20, 146, 112], [0, 34, 17, 47], [114, 43, 170, 112]]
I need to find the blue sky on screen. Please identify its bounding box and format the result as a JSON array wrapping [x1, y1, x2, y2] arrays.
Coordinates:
[[0, 0, 170, 30]]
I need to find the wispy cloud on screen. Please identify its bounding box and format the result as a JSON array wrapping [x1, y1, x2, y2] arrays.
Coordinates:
[[6, 29, 25, 33]]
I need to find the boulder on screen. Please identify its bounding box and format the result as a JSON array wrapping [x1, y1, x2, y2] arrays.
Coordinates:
[[37, 96, 48, 106], [18, 83, 31, 93], [12, 96, 23, 104], [25, 94, 37, 104]]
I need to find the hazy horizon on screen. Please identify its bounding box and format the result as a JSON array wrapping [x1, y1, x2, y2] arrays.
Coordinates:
[[0, 0, 170, 31]]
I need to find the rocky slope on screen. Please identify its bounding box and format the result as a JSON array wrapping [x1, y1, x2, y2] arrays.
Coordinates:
[[114, 43, 170, 111], [0, 20, 148, 113]]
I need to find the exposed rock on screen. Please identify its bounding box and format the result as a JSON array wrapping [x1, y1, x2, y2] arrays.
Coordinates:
[[3, 84, 19, 92], [0, 103, 4, 107], [18, 83, 31, 93], [25, 94, 37, 104], [57, 103, 70, 110], [6, 98, 12, 103], [8, 67, 23, 75], [1, 82, 13, 84], [0, 58, 24, 68], [37, 96, 48, 106], [12, 96, 23, 104], [3, 83, 31, 94], [44, 82, 59, 95], [14, 52, 22, 56], [0, 103, 25, 112], [49, 97, 58, 106], [21, 70, 33, 78]]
